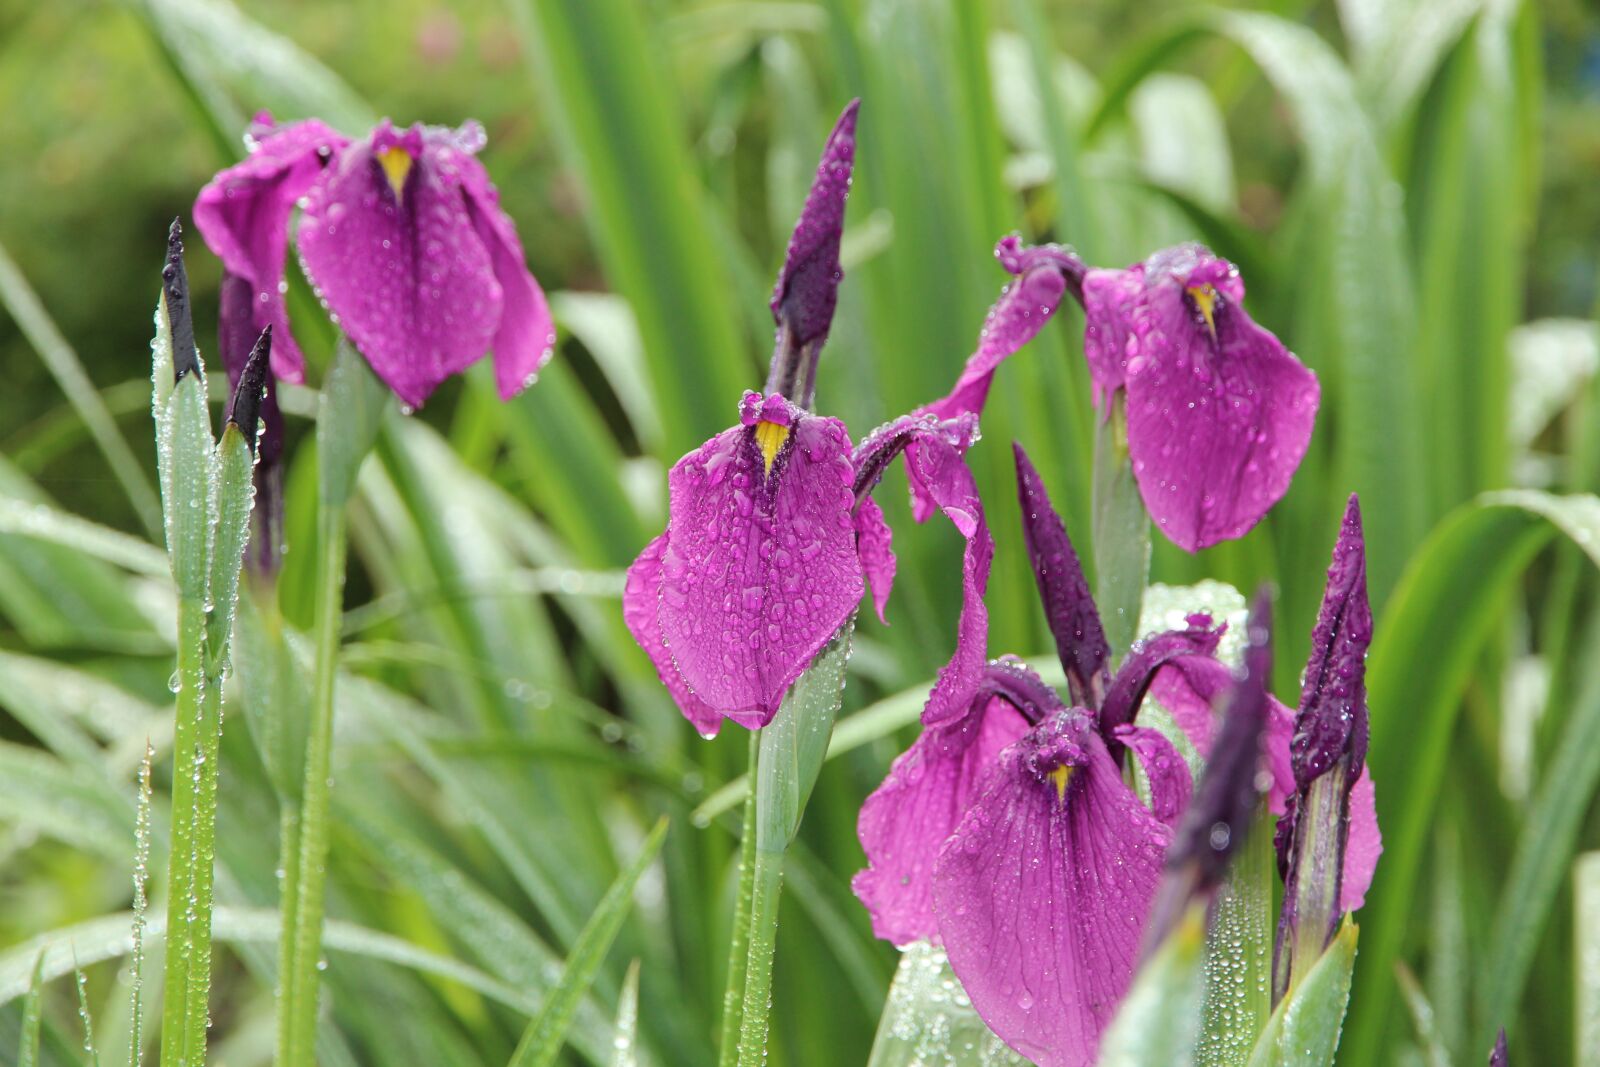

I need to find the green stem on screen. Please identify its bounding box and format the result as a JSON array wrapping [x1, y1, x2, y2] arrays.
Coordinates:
[[735, 845, 785, 1067], [274, 805, 302, 1061], [277, 505, 349, 1066], [182, 672, 225, 1065], [158, 597, 206, 1067], [717, 733, 759, 1067], [1091, 393, 1151, 660], [1197, 802, 1274, 1066]]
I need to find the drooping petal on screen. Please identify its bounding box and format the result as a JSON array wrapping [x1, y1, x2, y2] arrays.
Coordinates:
[[853, 692, 1031, 946], [933, 708, 1169, 1067], [621, 532, 724, 737], [1098, 614, 1224, 759], [192, 115, 348, 381], [1014, 443, 1109, 705], [1113, 245, 1320, 552], [652, 393, 862, 729], [453, 121, 556, 399], [1080, 265, 1144, 408], [921, 237, 1084, 426], [1112, 723, 1191, 827], [854, 495, 896, 624], [765, 100, 858, 405], [297, 120, 502, 408]]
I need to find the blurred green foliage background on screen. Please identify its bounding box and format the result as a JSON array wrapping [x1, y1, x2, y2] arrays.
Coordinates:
[[2, 0, 1600, 1064]]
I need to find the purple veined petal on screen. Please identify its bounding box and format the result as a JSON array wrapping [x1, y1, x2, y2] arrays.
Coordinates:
[[1116, 245, 1320, 552], [1112, 724, 1192, 827], [192, 116, 349, 382], [1098, 615, 1225, 760], [853, 692, 1031, 946], [1080, 264, 1146, 410], [621, 532, 724, 737], [1014, 443, 1109, 705], [455, 127, 557, 400], [769, 100, 858, 354], [933, 708, 1169, 1067], [1293, 494, 1373, 788], [920, 237, 1084, 427], [652, 395, 862, 729], [297, 120, 502, 409], [855, 495, 896, 624]]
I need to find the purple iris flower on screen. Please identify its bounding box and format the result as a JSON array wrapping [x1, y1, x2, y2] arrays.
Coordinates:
[[924, 238, 1319, 552], [193, 113, 554, 408], [852, 445, 1227, 1066], [623, 102, 999, 736]]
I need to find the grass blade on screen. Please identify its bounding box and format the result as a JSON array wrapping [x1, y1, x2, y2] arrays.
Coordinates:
[[507, 818, 669, 1067], [18, 954, 44, 1067]]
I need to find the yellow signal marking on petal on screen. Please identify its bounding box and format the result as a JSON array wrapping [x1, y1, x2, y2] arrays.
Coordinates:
[[1050, 765, 1073, 803], [376, 146, 414, 200], [754, 420, 790, 476], [1187, 284, 1219, 339]]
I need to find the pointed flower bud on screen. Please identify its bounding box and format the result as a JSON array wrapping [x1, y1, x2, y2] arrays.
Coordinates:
[[225, 326, 272, 451], [1013, 443, 1109, 706], [1489, 1029, 1509, 1067], [1273, 494, 1379, 1001], [765, 100, 859, 409], [162, 219, 201, 384]]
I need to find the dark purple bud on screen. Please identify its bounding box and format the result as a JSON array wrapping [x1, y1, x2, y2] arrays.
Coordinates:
[[1098, 616, 1224, 764], [225, 326, 272, 453], [220, 273, 285, 575], [1141, 590, 1271, 956], [1273, 496, 1372, 1002], [1291, 494, 1372, 791], [1489, 1029, 1508, 1067], [162, 219, 200, 383], [765, 99, 858, 409], [1013, 443, 1109, 707]]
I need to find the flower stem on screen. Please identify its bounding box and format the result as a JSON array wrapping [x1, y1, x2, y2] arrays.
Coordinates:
[[158, 597, 206, 1067], [717, 732, 759, 1067], [735, 845, 785, 1067], [276, 504, 348, 1067], [1092, 392, 1151, 659]]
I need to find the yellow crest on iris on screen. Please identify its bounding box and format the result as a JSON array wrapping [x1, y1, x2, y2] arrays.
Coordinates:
[[376, 146, 414, 200], [754, 421, 790, 476]]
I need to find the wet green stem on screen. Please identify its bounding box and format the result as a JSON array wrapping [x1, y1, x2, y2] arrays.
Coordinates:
[[1092, 392, 1151, 660], [717, 733, 759, 1067]]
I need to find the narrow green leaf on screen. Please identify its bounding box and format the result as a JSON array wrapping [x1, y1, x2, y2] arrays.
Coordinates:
[[317, 340, 390, 510], [18, 954, 43, 1067], [1577, 852, 1600, 1067], [1101, 904, 1207, 1067], [1197, 805, 1274, 1067], [0, 498, 169, 577], [1394, 964, 1452, 1067], [507, 818, 669, 1067], [754, 620, 854, 850], [130, 745, 154, 1067], [1246, 920, 1357, 1067], [1091, 400, 1150, 659], [75, 963, 102, 1067], [609, 960, 641, 1067]]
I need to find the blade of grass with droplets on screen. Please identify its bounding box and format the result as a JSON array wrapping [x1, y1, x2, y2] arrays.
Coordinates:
[[76, 963, 103, 1067], [1347, 491, 1600, 1065], [0, 239, 162, 539], [18, 954, 43, 1067], [506, 818, 668, 1067], [130, 744, 154, 1067], [507, 0, 750, 454], [610, 959, 641, 1067]]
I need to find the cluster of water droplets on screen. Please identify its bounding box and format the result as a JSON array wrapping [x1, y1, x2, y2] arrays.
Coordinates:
[[871, 942, 1025, 1067]]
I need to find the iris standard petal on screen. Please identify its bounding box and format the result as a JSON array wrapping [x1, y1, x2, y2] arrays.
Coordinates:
[[454, 122, 557, 400], [297, 121, 502, 408], [922, 237, 1082, 426], [1117, 245, 1320, 552], [1014, 443, 1109, 705], [853, 693, 1031, 946], [654, 393, 861, 729], [193, 116, 348, 381], [621, 532, 725, 737], [933, 708, 1169, 1067], [1098, 615, 1224, 758]]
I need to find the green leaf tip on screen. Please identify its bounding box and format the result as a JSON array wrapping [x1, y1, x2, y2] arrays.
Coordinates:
[[162, 218, 200, 385], [226, 325, 272, 452]]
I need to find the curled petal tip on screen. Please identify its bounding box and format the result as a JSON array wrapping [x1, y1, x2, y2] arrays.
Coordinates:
[[161, 220, 200, 384], [226, 327, 272, 452]]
